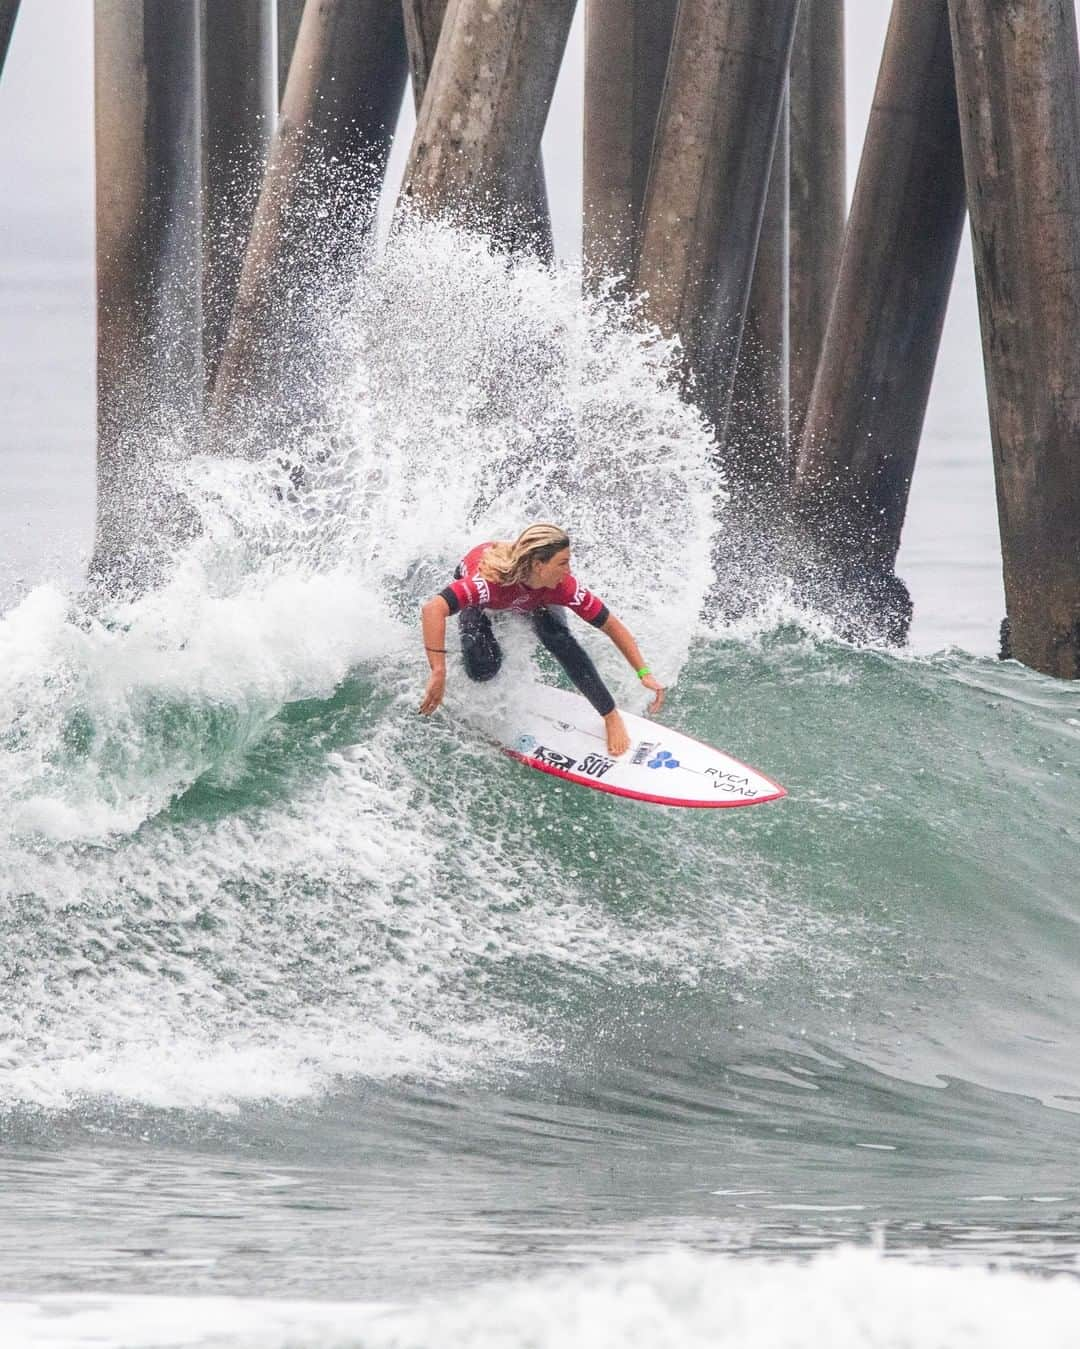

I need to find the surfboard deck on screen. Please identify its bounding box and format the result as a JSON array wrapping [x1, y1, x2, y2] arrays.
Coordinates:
[[494, 683, 785, 809]]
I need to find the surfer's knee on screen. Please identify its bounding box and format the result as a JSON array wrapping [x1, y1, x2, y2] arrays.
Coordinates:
[[462, 632, 502, 682], [465, 657, 501, 682]]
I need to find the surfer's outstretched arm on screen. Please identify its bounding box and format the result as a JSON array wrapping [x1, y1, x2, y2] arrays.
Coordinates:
[[419, 596, 450, 714], [600, 614, 666, 714]]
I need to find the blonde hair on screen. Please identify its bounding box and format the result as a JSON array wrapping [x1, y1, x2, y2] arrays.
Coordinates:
[[479, 524, 570, 586]]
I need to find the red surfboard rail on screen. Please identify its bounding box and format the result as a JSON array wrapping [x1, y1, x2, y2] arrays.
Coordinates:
[[504, 748, 787, 809]]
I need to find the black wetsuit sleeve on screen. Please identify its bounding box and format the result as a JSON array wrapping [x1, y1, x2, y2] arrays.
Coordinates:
[[585, 603, 610, 629], [439, 586, 462, 615]]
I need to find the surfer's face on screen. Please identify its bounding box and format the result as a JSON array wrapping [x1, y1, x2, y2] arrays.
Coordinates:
[[527, 546, 571, 588]]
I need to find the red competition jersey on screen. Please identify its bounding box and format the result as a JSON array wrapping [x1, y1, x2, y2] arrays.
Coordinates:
[[440, 542, 610, 628]]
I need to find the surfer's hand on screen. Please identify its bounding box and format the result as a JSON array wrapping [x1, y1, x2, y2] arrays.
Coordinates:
[[641, 675, 665, 715], [420, 669, 446, 715]]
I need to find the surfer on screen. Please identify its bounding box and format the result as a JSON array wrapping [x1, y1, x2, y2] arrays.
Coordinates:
[[419, 524, 665, 756]]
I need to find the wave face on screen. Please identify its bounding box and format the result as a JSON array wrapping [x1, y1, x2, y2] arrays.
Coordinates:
[[2, 227, 1080, 1316]]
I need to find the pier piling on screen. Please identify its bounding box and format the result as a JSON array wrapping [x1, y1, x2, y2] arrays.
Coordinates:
[[94, 0, 203, 568], [400, 0, 445, 101], [201, 0, 275, 387], [727, 91, 790, 499], [398, 0, 576, 252], [402, 0, 553, 260], [276, 0, 304, 105], [948, 0, 1080, 678], [634, 0, 800, 442], [582, 0, 678, 287], [0, 0, 20, 79], [792, 0, 965, 638], [211, 0, 408, 414], [788, 0, 844, 444]]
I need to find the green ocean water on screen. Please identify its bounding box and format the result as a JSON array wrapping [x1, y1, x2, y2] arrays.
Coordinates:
[[4, 626, 1079, 1283]]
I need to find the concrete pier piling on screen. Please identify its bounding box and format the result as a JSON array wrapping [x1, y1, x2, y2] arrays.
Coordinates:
[[727, 92, 790, 499], [201, 0, 275, 387], [792, 0, 965, 637], [634, 0, 800, 441], [398, 0, 576, 251], [948, 0, 1080, 679], [211, 0, 408, 413], [400, 0, 445, 98], [0, 0, 20, 79], [788, 0, 844, 445], [94, 0, 203, 567], [582, 0, 678, 286], [403, 0, 553, 260], [276, 0, 304, 104]]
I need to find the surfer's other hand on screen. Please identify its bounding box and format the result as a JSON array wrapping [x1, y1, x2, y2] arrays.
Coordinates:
[[641, 674, 665, 715], [419, 669, 446, 715]]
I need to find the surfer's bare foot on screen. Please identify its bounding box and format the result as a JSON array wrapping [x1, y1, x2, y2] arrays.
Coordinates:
[[603, 710, 631, 757]]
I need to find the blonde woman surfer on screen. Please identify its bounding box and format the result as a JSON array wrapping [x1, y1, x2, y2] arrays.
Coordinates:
[[419, 524, 665, 756]]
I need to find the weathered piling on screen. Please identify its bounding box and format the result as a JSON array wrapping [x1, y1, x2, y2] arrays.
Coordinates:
[[726, 93, 790, 498], [792, 0, 965, 636], [582, 0, 678, 286], [402, 0, 553, 260], [212, 0, 408, 414], [95, 0, 203, 567], [201, 0, 275, 386], [276, 0, 304, 104], [948, 0, 1080, 679], [398, 0, 576, 252], [400, 0, 443, 96], [634, 0, 800, 441], [0, 0, 20, 78], [788, 0, 844, 444]]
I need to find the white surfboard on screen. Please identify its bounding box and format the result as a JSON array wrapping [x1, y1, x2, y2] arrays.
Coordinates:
[[495, 683, 785, 809]]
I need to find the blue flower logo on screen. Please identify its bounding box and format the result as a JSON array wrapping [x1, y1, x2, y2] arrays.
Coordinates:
[[647, 750, 680, 770], [516, 734, 538, 754]]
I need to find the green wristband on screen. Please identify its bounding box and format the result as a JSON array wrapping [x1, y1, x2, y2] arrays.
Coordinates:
[[636, 666, 651, 680]]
